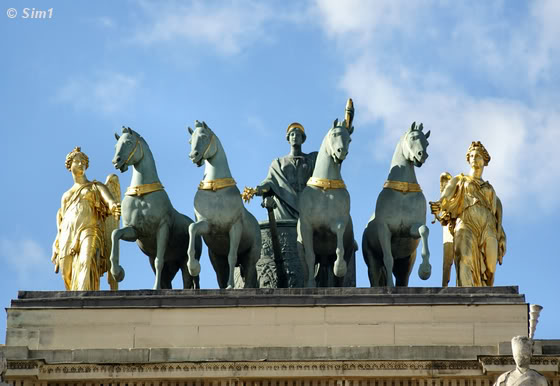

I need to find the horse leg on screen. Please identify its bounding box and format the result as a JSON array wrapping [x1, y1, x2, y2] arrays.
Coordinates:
[[208, 248, 228, 289], [182, 232, 201, 289], [243, 246, 259, 289], [363, 223, 383, 287], [227, 220, 243, 289], [394, 251, 415, 286], [331, 220, 348, 278], [410, 223, 431, 280], [297, 218, 316, 288], [187, 220, 209, 276], [181, 259, 199, 289], [153, 223, 170, 290], [110, 226, 138, 282], [362, 234, 375, 287], [376, 222, 395, 287]]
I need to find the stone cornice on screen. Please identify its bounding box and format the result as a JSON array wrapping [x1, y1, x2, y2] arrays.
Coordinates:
[[5, 360, 488, 381], [12, 287, 525, 309]]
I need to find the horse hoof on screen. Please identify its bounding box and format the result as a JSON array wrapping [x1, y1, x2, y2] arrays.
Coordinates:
[[333, 259, 347, 277], [226, 284, 233, 290], [418, 263, 432, 280], [188, 260, 201, 276], [111, 266, 125, 282]]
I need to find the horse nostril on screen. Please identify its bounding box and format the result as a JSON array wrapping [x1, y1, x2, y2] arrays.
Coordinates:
[[115, 156, 121, 163], [418, 151, 423, 157]]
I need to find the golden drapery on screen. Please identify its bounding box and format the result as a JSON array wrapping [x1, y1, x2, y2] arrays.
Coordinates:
[[439, 174, 505, 286], [54, 181, 110, 290]]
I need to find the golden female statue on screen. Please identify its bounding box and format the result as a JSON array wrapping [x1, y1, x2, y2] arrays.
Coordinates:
[[51, 147, 121, 290], [430, 141, 506, 286]]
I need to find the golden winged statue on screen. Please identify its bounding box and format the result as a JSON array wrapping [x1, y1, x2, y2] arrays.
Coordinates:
[[430, 141, 506, 287], [51, 147, 121, 290]]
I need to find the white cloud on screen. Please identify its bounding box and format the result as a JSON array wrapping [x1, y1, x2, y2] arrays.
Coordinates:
[[340, 56, 560, 215], [314, 1, 560, 216], [56, 72, 139, 115], [526, 0, 560, 82], [132, 0, 302, 55], [314, 0, 427, 39], [0, 238, 51, 282]]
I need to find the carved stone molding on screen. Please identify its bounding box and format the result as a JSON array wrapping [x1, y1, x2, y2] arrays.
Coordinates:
[[479, 356, 560, 374], [2, 360, 489, 381]]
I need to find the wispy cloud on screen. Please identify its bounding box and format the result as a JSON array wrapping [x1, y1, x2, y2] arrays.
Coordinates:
[[132, 0, 304, 55], [313, 1, 560, 216], [0, 238, 51, 282], [246, 115, 272, 138], [97, 16, 115, 28], [55, 72, 139, 115]]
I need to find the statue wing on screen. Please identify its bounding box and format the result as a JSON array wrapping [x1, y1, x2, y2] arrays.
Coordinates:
[[439, 172, 452, 193], [103, 174, 121, 290]]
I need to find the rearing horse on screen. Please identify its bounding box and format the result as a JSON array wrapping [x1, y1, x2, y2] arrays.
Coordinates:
[[297, 117, 355, 288], [110, 127, 202, 290], [186, 121, 260, 289], [362, 122, 431, 287]]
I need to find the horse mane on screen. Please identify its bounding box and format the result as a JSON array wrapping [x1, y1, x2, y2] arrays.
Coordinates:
[[194, 120, 215, 136], [122, 126, 143, 140]]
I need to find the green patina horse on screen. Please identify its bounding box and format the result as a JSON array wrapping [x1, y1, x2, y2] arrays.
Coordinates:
[[362, 122, 432, 287], [186, 121, 260, 289], [297, 118, 356, 288], [110, 127, 202, 290]]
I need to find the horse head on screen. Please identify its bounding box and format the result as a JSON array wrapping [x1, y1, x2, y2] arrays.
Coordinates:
[[326, 118, 353, 164], [188, 120, 216, 167], [402, 121, 430, 167], [113, 126, 143, 173]]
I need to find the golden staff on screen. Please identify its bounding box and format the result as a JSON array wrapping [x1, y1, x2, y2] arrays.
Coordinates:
[[345, 98, 354, 130]]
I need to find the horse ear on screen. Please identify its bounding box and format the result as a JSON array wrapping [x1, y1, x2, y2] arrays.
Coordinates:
[[115, 133, 120, 141], [419, 123, 424, 131], [202, 121, 208, 129], [121, 126, 127, 134], [332, 118, 339, 129], [347, 125, 354, 135], [188, 126, 194, 135], [425, 130, 431, 139], [409, 121, 416, 132]]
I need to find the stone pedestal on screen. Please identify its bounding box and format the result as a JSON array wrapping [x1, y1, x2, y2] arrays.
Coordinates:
[[258, 220, 356, 288], [1, 287, 558, 385]]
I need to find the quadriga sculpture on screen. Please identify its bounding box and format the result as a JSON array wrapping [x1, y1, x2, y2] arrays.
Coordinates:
[[186, 120, 261, 289], [362, 122, 432, 287], [110, 127, 202, 290], [297, 103, 356, 288]]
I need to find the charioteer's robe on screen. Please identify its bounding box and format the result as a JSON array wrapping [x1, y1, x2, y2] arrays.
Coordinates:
[[260, 152, 317, 220]]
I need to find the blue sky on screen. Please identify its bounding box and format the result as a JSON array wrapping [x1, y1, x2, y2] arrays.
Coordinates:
[[1, 1, 559, 341]]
